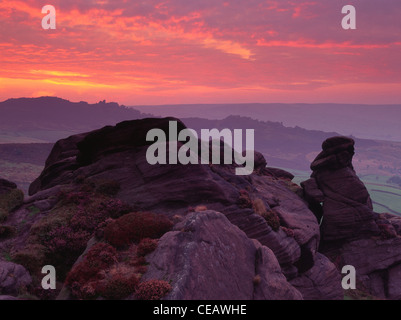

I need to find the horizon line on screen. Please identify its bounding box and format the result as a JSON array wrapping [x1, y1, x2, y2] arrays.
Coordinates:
[[1, 96, 400, 107]]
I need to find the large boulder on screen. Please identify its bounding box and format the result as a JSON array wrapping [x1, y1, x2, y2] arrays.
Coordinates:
[[141, 210, 303, 300], [289, 253, 343, 300]]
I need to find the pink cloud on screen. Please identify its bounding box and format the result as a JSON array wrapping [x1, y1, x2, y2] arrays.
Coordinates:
[[0, 0, 400, 104]]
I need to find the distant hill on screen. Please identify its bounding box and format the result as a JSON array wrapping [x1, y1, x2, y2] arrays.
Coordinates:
[[3, 97, 401, 143], [0, 97, 149, 143], [1, 97, 401, 195], [133, 103, 401, 142], [181, 116, 401, 176]]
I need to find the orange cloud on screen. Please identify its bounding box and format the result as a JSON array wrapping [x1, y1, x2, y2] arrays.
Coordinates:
[[0, 1, 41, 19], [29, 70, 91, 78], [0, 0, 400, 105]]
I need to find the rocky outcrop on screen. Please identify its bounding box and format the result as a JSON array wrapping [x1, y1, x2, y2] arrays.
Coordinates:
[[302, 136, 401, 299], [25, 117, 323, 283], [289, 253, 342, 300], [4, 119, 390, 300], [307, 136, 380, 241], [142, 210, 303, 300]]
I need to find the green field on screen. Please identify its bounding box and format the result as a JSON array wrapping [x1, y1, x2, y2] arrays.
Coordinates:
[[359, 174, 401, 215]]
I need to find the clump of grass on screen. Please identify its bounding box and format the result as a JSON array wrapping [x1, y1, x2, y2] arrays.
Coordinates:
[[237, 190, 252, 209], [253, 275, 261, 286], [28, 205, 40, 217], [194, 205, 208, 212], [281, 226, 295, 238], [252, 198, 280, 231]]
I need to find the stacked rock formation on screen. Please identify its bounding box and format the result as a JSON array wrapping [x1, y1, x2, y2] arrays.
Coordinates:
[[302, 136, 380, 241], [302, 136, 401, 299]]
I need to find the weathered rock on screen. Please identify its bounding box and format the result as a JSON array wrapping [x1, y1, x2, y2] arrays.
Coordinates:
[[311, 136, 355, 171], [252, 151, 267, 171], [329, 237, 401, 299], [305, 136, 380, 241], [249, 174, 320, 274], [252, 240, 303, 300], [142, 210, 302, 300], [223, 206, 301, 268], [301, 178, 324, 203], [299, 136, 401, 299], [382, 213, 401, 236], [0, 261, 32, 296], [29, 133, 87, 195], [318, 167, 379, 240], [263, 167, 294, 180], [365, 271, 387, 299], [289, 253, 343, 300], [340, 237, 401, 275], [387, 264, 401, 300], [300, 178, 324, 223]]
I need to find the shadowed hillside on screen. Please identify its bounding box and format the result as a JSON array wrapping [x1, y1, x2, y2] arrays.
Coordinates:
[[0, 97, 148, 143], [134, 103, 401, 142]]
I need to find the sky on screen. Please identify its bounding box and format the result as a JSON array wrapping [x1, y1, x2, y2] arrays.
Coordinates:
[[0, 0, 400, 105]]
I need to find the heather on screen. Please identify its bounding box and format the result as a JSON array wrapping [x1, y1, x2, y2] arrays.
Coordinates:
[[104, 211, 173, 247], [13, 186, 133, 279], [135, 280, 172, 300]]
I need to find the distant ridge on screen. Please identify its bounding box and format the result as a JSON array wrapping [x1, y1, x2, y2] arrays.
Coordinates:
[[1, 97, 401, 175], [0, 98, 401, 215], [132, 102, 401, 142], [0, 96, 150, 143]]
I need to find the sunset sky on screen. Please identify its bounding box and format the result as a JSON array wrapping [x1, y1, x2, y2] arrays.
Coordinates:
[[0, 0, 400, 105]]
